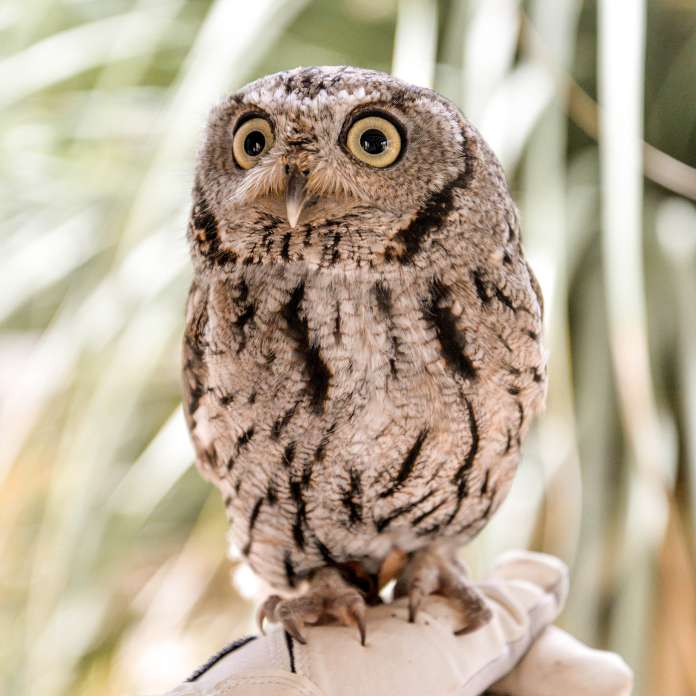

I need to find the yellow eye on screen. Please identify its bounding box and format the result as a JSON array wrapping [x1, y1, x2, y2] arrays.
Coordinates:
[[233, 116, 274, 169], [345, 115, 403, 168]]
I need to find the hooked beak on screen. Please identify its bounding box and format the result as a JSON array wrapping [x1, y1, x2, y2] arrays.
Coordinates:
[[285, 165, 309, 228]]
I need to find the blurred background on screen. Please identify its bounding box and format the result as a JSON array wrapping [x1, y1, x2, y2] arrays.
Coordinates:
[[1, 0, 695, 694]]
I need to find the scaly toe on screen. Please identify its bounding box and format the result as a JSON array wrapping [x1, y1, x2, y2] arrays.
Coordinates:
[[395, 547, 493, 634], [257, 593, 322, 644]]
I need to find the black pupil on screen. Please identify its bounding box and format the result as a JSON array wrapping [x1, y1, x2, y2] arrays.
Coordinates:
[[360, 129, 388, 155], [244, 130, 266, 157]]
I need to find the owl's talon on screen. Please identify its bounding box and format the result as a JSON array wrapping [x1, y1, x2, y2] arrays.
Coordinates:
[[257, 608, 266, 635], [347, 600, 367, 646], [395, 546, 492, 635], [258, 594, 309, 644], [257, 594, 281, 635], [257, 567, 368, 645], [283, 616, 307, 645], [453, 602, 492, 635], [408, 592, 423, 623]]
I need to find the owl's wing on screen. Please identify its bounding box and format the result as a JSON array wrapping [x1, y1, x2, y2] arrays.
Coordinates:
[[181, 279, 219, 480]]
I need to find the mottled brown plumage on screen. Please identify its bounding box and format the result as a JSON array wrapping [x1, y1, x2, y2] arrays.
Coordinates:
[[182, 66, 546, 641]]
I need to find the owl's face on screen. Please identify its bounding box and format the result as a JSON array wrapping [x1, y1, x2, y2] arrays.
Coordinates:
[[195, 66, 477, 259]]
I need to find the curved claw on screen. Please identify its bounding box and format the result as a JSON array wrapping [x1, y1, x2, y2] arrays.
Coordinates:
[[353, 603, 367, 646], [332, 599, 367, 646], [258, 594, 282, 636], [259, 594, 308, 644], [282, 615, 307, 645], [453, 604, 492, 635], [408, 589, 423, 623], [257, 606, 267, 635]]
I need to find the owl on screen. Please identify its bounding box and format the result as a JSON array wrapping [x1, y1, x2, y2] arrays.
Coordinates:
[[182, 66, 546, 645]]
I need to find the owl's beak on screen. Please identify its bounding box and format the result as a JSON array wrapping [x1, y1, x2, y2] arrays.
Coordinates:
[[285, 165, 309, 228]]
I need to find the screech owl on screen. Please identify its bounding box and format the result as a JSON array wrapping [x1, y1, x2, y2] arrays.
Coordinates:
[[182, 66, 546, 644]]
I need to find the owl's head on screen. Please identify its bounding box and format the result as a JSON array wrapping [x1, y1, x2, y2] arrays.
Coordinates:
[[191, 66, 509, 269]]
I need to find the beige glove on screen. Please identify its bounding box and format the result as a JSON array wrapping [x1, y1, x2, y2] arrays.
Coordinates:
[[159, 551, 633, 696]]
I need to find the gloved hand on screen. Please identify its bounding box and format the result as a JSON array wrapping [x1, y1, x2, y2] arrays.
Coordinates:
[[158, 551, 633, 696]]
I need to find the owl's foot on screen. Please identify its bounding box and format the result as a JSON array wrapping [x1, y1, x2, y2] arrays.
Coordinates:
[[394, 546, 492, 635], [257, 567, 367, 646]]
